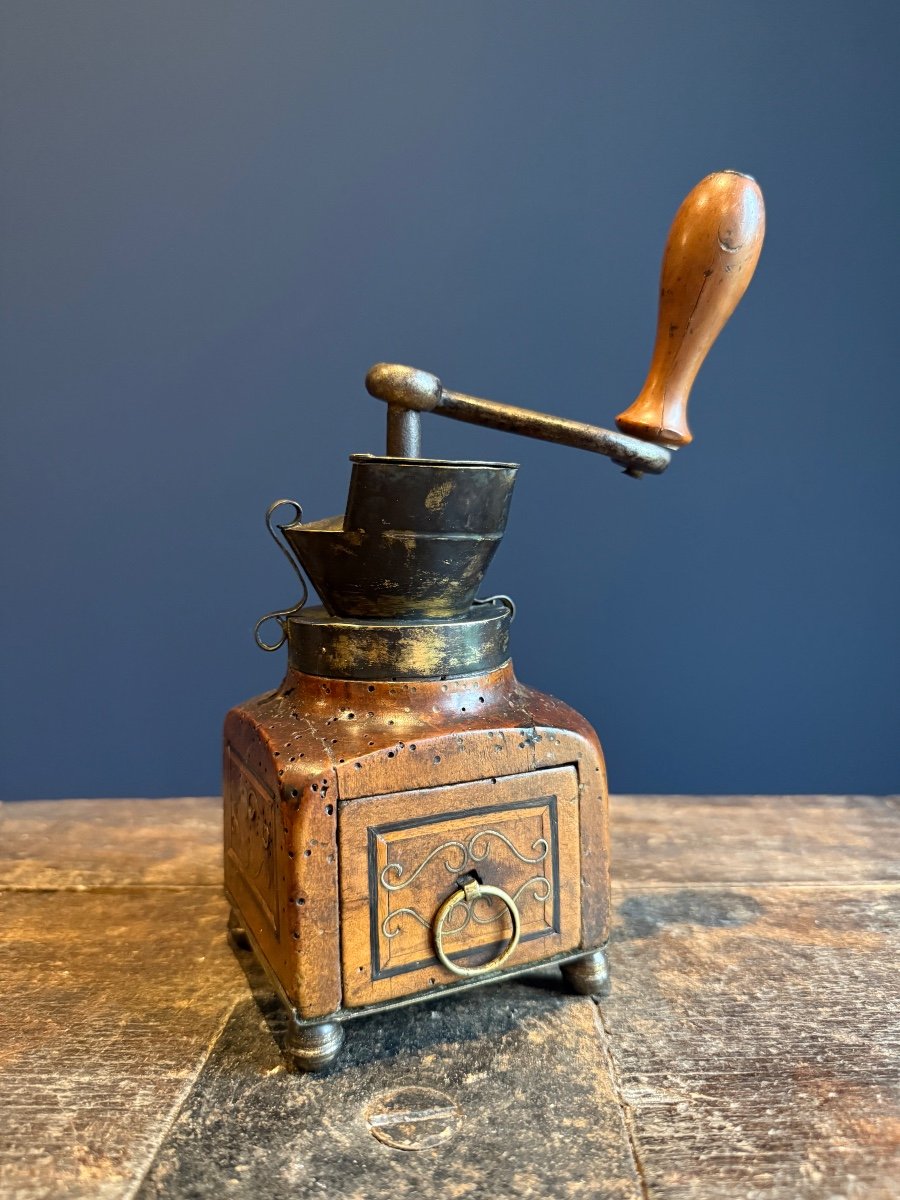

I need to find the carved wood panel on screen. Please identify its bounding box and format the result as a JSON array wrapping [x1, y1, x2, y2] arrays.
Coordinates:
[[224, 744, 279, 938]]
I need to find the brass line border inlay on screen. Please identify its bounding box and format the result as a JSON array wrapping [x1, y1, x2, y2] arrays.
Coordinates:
[[366, 792, 561, 982]]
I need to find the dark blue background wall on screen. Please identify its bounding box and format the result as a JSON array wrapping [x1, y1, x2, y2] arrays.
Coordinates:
[[2, 1, 898, 799]]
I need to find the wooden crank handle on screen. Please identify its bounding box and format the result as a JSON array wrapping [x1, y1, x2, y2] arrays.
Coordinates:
[[615, 170, 765, 447]]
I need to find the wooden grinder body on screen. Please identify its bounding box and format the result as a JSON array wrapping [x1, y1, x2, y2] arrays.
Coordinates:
[[224, 661, 609, 1025]]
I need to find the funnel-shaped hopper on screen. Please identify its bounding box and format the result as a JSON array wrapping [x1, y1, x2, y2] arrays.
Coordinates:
[[346, 455, 517, 534], [281, 457, 518, 619]]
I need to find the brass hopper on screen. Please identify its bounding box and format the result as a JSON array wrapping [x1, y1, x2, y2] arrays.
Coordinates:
[[275, 456, 518, 620], [225, 171, 765, 1070]]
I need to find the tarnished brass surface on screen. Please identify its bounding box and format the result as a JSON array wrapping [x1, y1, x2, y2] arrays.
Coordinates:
[[345, 455, 517, 535], [281, 524, 503, 619], [274, 456, 518, 620], [386, 407, 421, 458], [432, 879, 522, 978], [365, 362, 672, 475], [286, 601, 512, 680]]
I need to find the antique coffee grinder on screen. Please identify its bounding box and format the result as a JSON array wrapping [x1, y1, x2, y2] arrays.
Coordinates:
[[224, 171, 765, 1069]]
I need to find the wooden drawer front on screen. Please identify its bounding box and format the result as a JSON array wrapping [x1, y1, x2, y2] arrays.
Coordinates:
[[340, 766, 581, 1007]]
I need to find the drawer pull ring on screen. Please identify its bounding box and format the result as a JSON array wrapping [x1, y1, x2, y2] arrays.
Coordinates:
[[432, 880, 522, 977]]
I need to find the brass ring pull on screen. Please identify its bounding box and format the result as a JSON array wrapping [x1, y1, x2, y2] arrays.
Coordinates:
[[432, 879, 522, 978]]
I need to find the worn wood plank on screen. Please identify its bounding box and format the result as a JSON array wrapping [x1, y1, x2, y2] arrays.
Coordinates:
[[2, 796, 898, 1200], [0, 887, 245, 1200], [137, 977, 642, 1200], [0, 798, 222, 889], [601, 881, 900, 1199], [611, 795, 900, 884], [5, 794, 896, 894]]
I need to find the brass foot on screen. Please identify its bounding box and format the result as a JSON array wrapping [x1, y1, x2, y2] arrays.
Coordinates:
[[562, 948, 611, 997], [227, 909, 251, 952], [285, 1018, 345, 1072]]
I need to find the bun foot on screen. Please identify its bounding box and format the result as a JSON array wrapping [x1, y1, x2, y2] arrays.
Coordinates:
[[227, 909, 251, 952], [562, 948, 610, 997], [285, 1018, 345, 1072]]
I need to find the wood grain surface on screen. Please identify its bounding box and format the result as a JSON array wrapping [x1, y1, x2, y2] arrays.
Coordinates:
[[223, 665, 610, 1020], [137, 985, 642, 1200], [0, 797, 222, 889], [1, 794, 896, 1199], [0, 887, 244, 1200], [615, 170, 765, 447], [611, 794, 900, 884], [603, 883, 899, 1199], [339, 765, 582, 1005]]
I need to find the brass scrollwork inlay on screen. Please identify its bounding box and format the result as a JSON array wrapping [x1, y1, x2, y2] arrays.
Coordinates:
[[471, 874, 552, 923], [382, 874, 552, 941], [380, 841, 469, 892], [380, 829, 548, 893], [382, 907, 430, 938]]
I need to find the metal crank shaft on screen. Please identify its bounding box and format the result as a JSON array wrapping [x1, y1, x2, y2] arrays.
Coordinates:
[[366, 363, 671, 475], [368, 172, 766, 475]]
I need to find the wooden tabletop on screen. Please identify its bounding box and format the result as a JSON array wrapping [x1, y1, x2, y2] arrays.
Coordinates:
[[1, 795, 897, 1199]]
